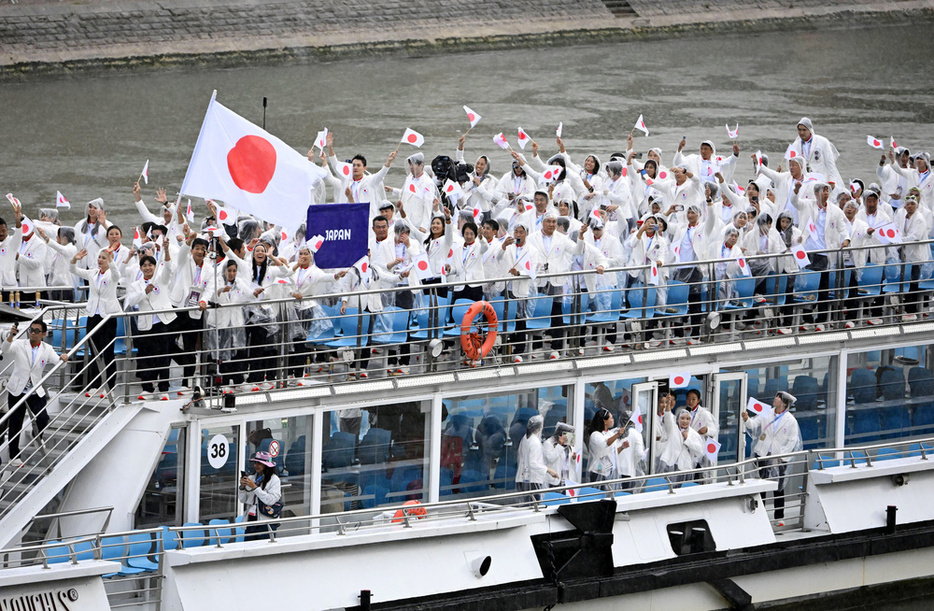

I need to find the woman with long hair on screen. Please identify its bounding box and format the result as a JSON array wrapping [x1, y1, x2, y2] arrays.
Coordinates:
[[584, 407, 625, 487], [238, 451, 282, 541]]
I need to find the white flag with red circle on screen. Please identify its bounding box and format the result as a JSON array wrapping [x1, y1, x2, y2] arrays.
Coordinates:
[[412, 251, 432, 281], [649, 260, 661, 286], [185, 199, 194, 222], [725, 123, 739, 140], [515, 250, 536, 280], [866, 135, 884, 150], [335, 160, 353, 181], [669, 372, 691, 388], [133, 227, 143, 248], [215, 203, 239, 226], [590, 204, 603, 223], [627, 408, 644, 434], [746, 396, 773, 419], [791, 243, 810, 268], [354, 255, 371, 285], [874, 222, 902, 245], [704, 438, 721, 460], [633, 114, 649, 136], [890, 136, 899, 150], [442, 179, 465, 201], [754, 150, 764, 168], [401, 128, 424, 148], [517, 127, 531, 150], [542, 165, 564, 183], [493, 133, 509, 150], [308, 234, 325, 253], [732, 181, 745, 194], [784, 143, 801, 161], [20, 215, 34, 236], [5, 193, 21, 208], [735, 255, 751, 277], [314, 128, 328, 151], [556, 122, 563, 138], [849, 181, 861, 195], [56, 191, 71, 210], [179, 93, 327, 231], [463, 106, 481, 128]]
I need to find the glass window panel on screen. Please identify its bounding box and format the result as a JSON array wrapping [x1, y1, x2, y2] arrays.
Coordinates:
[[441, 385, 572, 500], [135, 426, 185, 528], [245, 416, 314, 518], [198, 424, 240, 522]]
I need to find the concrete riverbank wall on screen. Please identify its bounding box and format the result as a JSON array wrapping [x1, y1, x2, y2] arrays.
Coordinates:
[[1, 0, 933, 75]]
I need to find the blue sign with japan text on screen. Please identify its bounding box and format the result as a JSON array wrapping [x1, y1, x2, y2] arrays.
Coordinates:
[[306, 203, 369, 269]]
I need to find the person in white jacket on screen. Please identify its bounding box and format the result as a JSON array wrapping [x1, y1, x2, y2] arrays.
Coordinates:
[[616, 414, 645, 491], [542, 422, 576, 487], [895, 195, 930, 320], [1, 320, 67, 466], [742, 391, 802, 520], [788, 117, 844, 187], [515, 415, 556, 501], [658, 408, 705, 482], [123, 243, 176, 400], [449, 221, 485, 302], [684, 389, 718, 475], [327, 131, 397, 220], [239, 451, 282, 541], [70, 247, 121, 397], [585, 407, 626, 488], [35, 226, 78, 302], [0, 207, 24, 298], [15, 223, 47, 293]]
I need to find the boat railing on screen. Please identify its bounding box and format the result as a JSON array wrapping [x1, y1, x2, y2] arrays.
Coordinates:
[[2, 236, 925, 409]]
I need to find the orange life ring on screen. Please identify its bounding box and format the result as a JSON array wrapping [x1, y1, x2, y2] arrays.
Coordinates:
[[392, 500, 427, 523], [460, 300, 498, 364]]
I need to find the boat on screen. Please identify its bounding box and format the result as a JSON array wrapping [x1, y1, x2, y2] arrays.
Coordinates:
[[1, 240, 934, 611]]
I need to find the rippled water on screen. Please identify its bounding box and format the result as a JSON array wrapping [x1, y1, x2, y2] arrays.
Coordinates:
[[1, 23, 933, 232]]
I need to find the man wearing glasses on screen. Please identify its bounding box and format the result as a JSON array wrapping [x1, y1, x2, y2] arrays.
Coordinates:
[[1, 321, 68, 468]]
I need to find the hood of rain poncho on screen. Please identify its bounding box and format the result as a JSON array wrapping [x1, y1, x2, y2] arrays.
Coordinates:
[[777, 210, 795, 247]]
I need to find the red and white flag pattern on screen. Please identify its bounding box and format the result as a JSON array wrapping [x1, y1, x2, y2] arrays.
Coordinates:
[[141, 159, 150, 184], [735, 255, 752, 277], [133, 227, 143, 248], [517, 127, 531, 150], [791, 243, 810, 268], [442, 179, 465, 201], [784, 143, 801, 161], [515, 250, 536, 279], [412, 251, 433, 280], [891, 136, 899, 150], [633, 114, 649, 136], [590, 204, 603, 223], [669, 371, 691, 388], [726, 123, 739, 139], [463, 105, 481, 128], [754, 149, 764, 168], [704, 438, 721, 460], [746, 396, 773, 419], [5, 193, 21, 208], [492, 133, 509, 150], [649, 260, 661, 286], [20, 214, 34, 236], [215, 203, 238, 226], [556, 122, 563, 138], [308, 234, 325, 253], [875, 222, 902, 245], [56, 191, 71, 210], [335, 160, 353, 180], [314, 127, 328, 151], [866, 135, 884, 150], [401, 128, 424, 148], [354, 255, 370, 285], [627, 408, 644, 434], [185, 199, 194, 222], [849, 181, 861, 195], [542, 165, 564, 182]]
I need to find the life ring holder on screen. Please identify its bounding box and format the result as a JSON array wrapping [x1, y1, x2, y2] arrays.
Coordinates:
[[460, 300, 498, 366]]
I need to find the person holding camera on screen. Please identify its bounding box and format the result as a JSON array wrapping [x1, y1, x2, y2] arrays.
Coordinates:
[[238, 451, 282, 541]]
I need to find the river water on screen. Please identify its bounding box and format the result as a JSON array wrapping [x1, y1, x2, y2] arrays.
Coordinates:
[[1, 23, 934, 231]]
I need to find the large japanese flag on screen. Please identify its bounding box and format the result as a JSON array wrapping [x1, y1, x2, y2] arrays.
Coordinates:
[[746, 396, 773, 419], [179, 92, 327, 230]]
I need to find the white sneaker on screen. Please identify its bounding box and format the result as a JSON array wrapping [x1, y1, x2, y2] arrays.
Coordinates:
[[261, 382, 275, 390], [84, 388, 99, 398], [9, 458, 24, 468], [777, 327, 793, 335], [903, 313, 918, 322], [137, 393, 150, 402], [815, 324, 826, 332], [548, 351, 560, 360], [512, 356, 524, 364], [160, 394, 170, 401], [602, 342, 614, 352], [396, 365, 410, 375], [845, 321, 856, 329], [867, 318, 884, 326], [177, 386, 191, 397], [799, 324, 816, 332]]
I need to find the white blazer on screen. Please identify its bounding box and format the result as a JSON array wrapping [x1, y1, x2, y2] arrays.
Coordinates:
[[70, 262, 122, 316], [1, 337, 61, 396], [124, 261, 177, 330]]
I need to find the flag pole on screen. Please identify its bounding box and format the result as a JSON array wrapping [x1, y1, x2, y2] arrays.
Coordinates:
[[262, 97, 267, 130]]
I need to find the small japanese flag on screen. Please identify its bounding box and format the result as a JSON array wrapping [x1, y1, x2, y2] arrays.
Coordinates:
[[412, 251, 433, 281], [633, 114, 649, 136], [732, 181, 745, 194], [735, 255, 751, 277], [185, 199, 194, 222], [522, 199, 535, 212], [133, 227, 143, 248], [627, 409, 644, 434], [493, 133, 509, 150], [56, 191, 71, 210], [5, 193, 21, 208], [725, 123, 739, 140], [754, 149, 764, 168], [806, 219, 817, 235], [280, 226, 290, 243], [471, 204, 483, 221], [875, 222, 902, 245], [517, 127, 531, 150], [556, 122, 563, 138], [141, 159, 150, 184], [463, 105, 481, 128], [669, 372, 691, 389], [20, 215, 34, 236], [658, 169, 669, 180], [649, 260, 661, 286], [442, 179, 465, 201], [354, 255, 371, 285], [314, 127, 328, 151], [401, 128, 424, 148], [542, 165, 564, 182], [746, 396, 773, 418], [515, 250, 536, 279], [590, 204, 603, 223], [891, 136, 899, 150], [791, 243, 810, 268], [308, 234, 325, 253], [215, 204, 238, 227], [336, 160, 353, 180], [704, 438, 721, 460], [866, 135, 884, 150], [784, 143, 800, 161], [849, 181, 861, 195]]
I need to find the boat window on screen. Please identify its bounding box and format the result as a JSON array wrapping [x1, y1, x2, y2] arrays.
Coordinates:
[[666, 519, 716, 555], [198, 424, 240, 523], [322, 400, 429, 512], [584, 378, 646, 478], [440, 385, 571, 500], [246, 415, 313, 518], [135, 426, 185, 529], [845, 343, 933, 444], [732, 356, 838, 450]]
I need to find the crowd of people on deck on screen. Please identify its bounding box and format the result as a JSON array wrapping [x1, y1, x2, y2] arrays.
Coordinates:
[[2, 117, 932, 398]]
